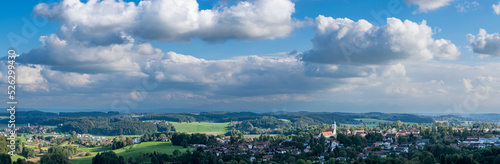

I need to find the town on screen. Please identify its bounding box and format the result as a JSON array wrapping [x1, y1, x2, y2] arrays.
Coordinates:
[[2, 112, 500, 164]]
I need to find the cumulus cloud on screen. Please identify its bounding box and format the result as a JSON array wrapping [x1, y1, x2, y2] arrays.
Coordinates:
[[467, 29, 500, 57], [300, 16, 460, 65], [20, 34, 145, 75], [16, 65, 48, 91], [15, 32, 336, 97], [43, 69, 95, 87], [34, 0, 296, 44], [13, 30, 409, 102], [150, 53, 341, 97], [8, 35, 500, 112], [493, 1, 500, 15], [403, 0, 454, 13]]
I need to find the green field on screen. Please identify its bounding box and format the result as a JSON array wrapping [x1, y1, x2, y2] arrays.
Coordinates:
[[70, 141, 186, 164], [11, 154, 26, 162], [172, 122, 229, 134]]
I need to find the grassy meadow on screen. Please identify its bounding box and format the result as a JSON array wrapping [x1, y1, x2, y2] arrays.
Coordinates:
[[171, 122, 229, 134], [69, 141, 186, 164]]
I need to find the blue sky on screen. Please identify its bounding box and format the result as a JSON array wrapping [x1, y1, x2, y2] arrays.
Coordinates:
[[1, 0, 500, 113]]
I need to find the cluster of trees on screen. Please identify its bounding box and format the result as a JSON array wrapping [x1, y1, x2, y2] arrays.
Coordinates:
[[39, 146, 76, 164], [0, 136, 13, 154], [92, 151, 176, 164], [111, 136, 135, 150], [92, 151, 124, 164], [20, 146, 36, 159], [350, 112, 434, 123], [170, 133, 219, 147], [378, 121, 418, 130], [426, 145, 500, 164], [58, 117, 159, 135], [140, 132, 173, 142], [10, 111, 119, 124], [235, 116, 292, 131], [0, 154, 35, 164], [138, 114, 196, 123]]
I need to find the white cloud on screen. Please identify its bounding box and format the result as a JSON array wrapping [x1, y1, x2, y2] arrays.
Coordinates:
[[493, 1, 500, 15], [403, 0, 454, 13], [18, 33, 343, 97], [21, 34, 144, 75], [433, 39, 461, 60], [9, 38, 500, 112], [34, 0, 296, 43], [43, 69, 95, 87], [463, 78, 473, 92], [17, 32, 410, 102], [301, 16, 460, 65], [467, 29, 500, 57], [16, 65, 48, 92], [455, 1, 479, 12]]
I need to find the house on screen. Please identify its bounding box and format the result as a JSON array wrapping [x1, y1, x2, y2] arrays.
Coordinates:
[[395, 147, 409, 153], [331, 141, 340, 149], [336, 157, 347, 161], [262, 155, 273, 162], [466, 136, 479, 142], [249, 157, 256, 162], [133, 138, 141, 144], [291, 149, 301, 155], [416, 139, 429, 147], [161, 137, 169, 142], [358, 153, 367, 159], [372, 150, 389, 157], [354, 130, 365, 135]]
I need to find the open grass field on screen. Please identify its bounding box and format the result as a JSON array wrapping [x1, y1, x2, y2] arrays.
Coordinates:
[[172, 122, 229, 134], [11, 154, 26, 162], [70, 141, 186, 164], [278, 119, 291, 123]]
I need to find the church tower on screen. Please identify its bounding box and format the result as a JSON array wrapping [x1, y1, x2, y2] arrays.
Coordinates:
[[332, 120, 337, 137]]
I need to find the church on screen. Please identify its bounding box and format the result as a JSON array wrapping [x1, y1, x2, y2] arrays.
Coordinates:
[[317, 121, 337, 138]]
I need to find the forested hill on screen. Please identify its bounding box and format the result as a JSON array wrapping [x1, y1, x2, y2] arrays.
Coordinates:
[[4, 110, 438, 125], [1, 110, 444, 135], [5, 110, 120, 124]]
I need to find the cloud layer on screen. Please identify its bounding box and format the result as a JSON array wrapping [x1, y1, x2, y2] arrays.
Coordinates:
[[301, 16, 460, 65], [34, 0, 297, 44], [6, 0, 500, 113]]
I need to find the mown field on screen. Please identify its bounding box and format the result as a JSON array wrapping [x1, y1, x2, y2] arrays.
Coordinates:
[[69, 141, 186, 164], [171, 122, 229, 134]]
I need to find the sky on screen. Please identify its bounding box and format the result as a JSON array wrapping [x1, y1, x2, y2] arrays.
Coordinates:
[[1, 0, 500, 113]]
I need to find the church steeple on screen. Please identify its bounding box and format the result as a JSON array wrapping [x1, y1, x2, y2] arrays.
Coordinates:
[[332, 120, 337, 137]]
